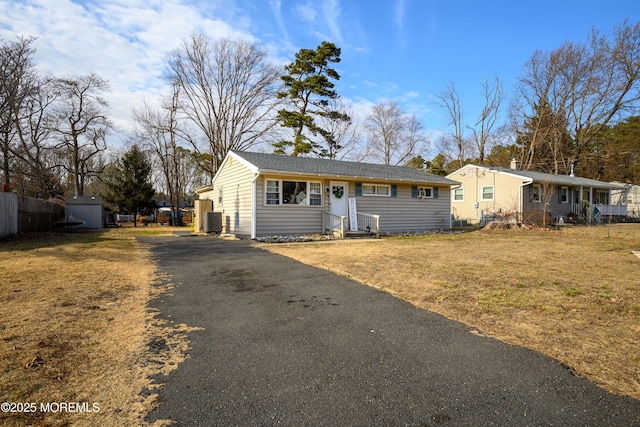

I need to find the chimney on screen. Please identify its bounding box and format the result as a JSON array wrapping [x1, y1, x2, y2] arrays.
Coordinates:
[[569, 163, 575, 177], [510, 158, 520, 170]]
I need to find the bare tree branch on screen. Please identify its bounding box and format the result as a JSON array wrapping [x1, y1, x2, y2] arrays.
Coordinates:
[[364, 100, 427, 165], [166, 33, 281, 178], [52, 73, 111, 196]]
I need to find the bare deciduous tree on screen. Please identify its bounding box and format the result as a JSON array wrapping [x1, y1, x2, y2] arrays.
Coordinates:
[[515, 20, 640, 174], [134, 84, 194, 225], [314, 97, 361, 159], [52, 73, 111, 196], [11, 76, 63, 198], [0, 36, 38, 189], [167, 33, 281, 178], [539, 180, 556, 227], [435, 81, 466, 167], [470, 76, 504, 163], [364, 100, 427, 165]]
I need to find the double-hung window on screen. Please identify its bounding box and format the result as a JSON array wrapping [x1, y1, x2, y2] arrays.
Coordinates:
[[481, 186, 494, 201], [454, 188, 464, 201], [362, 184, 390, 196], [266, 180, 280, 205], [309, 182, 322, 205], [531, 184, 541, 202], [265, 179, 322, 206], [417, 187, 433, 198], [559, 187, 569, 203]]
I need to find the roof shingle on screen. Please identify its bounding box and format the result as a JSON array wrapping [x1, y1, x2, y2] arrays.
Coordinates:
[[490, 167, 626, 189], [231, 150, 459, 185]]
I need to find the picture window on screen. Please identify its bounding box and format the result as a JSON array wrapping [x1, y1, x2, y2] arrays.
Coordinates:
[[265, 179, 322, 206]]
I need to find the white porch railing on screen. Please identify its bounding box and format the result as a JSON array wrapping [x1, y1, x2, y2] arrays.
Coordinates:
[[323, 211, 381, 239], [322, 211, 345, 239], [356, 212, 380, 238], [571, 203, 628, 220]]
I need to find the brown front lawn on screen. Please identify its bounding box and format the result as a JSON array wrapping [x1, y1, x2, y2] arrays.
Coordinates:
[[0, 225, 195, 427], [262, 224, 640, 400]]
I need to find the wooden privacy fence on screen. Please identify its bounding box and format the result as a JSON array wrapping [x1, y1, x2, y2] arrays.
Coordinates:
[[0, 193, 64, 238]]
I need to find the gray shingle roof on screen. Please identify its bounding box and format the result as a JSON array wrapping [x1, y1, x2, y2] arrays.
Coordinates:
[[492, 167, 626, 189], [231, 150, 459, 185]]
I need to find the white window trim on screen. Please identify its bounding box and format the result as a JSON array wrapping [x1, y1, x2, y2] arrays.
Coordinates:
[[362, 184, 391, 197], [481, 186, 494, 201], [263, 178, 323, 206], [531, 184, 541, 203], [453, 187, 464, 202], [417, 186, 433, 199], [595, 190, 609, 205], [559, 186, 569, 204]]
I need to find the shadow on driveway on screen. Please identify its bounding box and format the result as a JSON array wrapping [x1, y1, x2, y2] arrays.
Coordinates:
[[141, 236, 640, 426]]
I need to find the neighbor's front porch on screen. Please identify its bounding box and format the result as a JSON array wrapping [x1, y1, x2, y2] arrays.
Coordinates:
[[570, 203, 628, 222]]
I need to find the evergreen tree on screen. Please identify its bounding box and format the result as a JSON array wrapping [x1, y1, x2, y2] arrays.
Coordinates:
[[427, 153, 450, 176], [585, 116, 640, 183], [274, 41, 348, 156], [106, 145, 156, 227]]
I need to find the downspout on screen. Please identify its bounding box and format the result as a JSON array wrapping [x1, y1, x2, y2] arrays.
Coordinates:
[[519, 179, 533, 224], [251, 172, 260, 239], [450, 183, 462, 228]]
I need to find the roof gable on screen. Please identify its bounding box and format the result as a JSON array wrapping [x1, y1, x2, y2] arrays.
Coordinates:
[[230, 150, 459, 186], [491, 167, 626, 189], [448, 165, 625, 190]]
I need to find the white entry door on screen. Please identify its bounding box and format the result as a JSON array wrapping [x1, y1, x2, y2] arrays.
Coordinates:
[[330, 181, 348, 229]]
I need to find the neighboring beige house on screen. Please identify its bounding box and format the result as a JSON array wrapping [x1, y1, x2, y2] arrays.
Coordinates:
[[196, 150, 460, 239], [612, 183, 640, 219], [446, 160, 628, 225]]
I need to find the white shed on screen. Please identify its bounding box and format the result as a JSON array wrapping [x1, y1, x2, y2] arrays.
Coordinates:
[[65, 196, 104, 228]]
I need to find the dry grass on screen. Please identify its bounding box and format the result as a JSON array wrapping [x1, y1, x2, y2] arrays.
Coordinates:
[[2, 222, 638, 426], [262, 224, 640, 400], [0, 224, 195, 427]]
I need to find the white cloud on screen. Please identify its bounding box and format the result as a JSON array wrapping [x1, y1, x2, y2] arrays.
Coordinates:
[[294, 1, 316, 23], [292, 0, 346, 47], [393, 0, 407, 30], [322, 0, 343, 46], [0, 0, 257, 145], [393, 0, 408, 49], [400, 90, 420, 101], [268, 0, 291, 46]]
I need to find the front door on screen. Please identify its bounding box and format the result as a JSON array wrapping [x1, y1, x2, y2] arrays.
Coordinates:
[[330, 181, 348, 229]]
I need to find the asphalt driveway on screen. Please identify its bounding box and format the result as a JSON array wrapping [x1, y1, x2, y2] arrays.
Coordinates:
[[141, 236, 640, 426]]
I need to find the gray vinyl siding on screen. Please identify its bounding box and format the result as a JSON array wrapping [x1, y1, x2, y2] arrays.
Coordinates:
[[522, 184, 574, 221], [255, 175, 327, 237], [352, 183, 452, 232], [251, 174, 452, 237], [212, 157, 254, 238]]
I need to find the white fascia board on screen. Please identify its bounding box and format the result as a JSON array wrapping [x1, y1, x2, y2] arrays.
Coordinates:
[[492, 169, 534, 182], [228, 150, 260, 173], [259, 170, 456, 186], [212, 151, 259, 185], [446, 164, 481, 180]]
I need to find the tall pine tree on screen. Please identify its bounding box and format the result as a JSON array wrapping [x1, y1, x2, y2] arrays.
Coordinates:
[[274, 41, 349, 156]]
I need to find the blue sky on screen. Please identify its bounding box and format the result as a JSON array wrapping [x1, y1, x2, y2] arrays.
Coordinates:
[[1, 0, 637, 156]]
